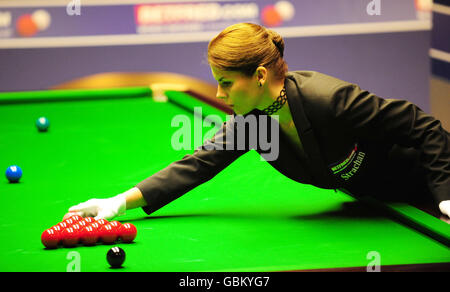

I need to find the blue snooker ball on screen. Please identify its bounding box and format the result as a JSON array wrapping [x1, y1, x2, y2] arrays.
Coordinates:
[[36, 117, 50, 132], [5, 165, 22, 183]]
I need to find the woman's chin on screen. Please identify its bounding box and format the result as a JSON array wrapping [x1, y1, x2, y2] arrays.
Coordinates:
[[233, 107, 251, 116]]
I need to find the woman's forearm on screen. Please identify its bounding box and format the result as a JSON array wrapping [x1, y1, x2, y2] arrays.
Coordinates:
[[122, 187, 147, 210]]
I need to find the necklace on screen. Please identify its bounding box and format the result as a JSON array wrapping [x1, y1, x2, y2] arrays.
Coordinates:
[[262, 86, 287, 116]]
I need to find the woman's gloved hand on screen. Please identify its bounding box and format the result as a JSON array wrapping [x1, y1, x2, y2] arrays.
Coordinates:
[[439, 200, 450, 218], [68, 194, 127, 221]]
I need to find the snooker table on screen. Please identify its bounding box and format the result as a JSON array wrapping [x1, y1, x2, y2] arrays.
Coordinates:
[[0, 76, 449, 272]]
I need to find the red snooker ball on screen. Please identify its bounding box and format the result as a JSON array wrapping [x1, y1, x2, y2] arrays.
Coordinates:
[[64, 218, 76, 226], [80, 225, 99, 246], [51, 225, 63, 233], [95, 219, 109, 226], [120, 223, 137, 243], [41, 228, 61, 249], [70, 215, 83, 222], [109, 221, 123, 229], [90, 222, 101, 230], [99, 224, 118, 244], [83, 217, 95, 224], [62, 213, 82, 222], [61, 227, 79, 247], [58, 221, 69, 229], [76, 220, 88, 229], [71, 223, 82, 233]]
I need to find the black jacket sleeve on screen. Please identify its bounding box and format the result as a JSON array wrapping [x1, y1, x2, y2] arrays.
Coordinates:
[[136, 115, 247, 215], [331, 83, 450, 203]]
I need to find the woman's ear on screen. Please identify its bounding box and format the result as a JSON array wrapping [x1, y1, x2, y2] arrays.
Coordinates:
[[255, 66, 268, 87]]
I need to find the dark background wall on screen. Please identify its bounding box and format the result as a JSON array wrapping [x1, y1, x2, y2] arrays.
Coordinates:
[[0, 30, 431, 112]]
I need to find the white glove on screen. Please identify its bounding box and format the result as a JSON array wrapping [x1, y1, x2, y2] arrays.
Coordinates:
[[68, 194, 127, 220], [438, 200, 450, 217]]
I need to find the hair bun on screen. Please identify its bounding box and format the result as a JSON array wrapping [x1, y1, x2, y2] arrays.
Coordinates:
[[270, 31, 284, 57]]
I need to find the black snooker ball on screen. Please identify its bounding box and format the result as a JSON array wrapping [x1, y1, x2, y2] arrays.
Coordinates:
[[107, 247, 126, 268]]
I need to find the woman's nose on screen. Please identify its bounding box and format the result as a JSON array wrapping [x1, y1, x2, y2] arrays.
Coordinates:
[[216, 85, 227, 100]]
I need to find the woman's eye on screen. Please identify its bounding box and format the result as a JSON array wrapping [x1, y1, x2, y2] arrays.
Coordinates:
[[221, 82, 232, 87]]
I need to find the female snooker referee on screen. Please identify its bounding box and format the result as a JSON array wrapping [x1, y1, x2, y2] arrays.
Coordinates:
[[68, 23, 450, 222]]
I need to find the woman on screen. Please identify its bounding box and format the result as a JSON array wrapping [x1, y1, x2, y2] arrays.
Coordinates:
[[68, 23, 450, 221]]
